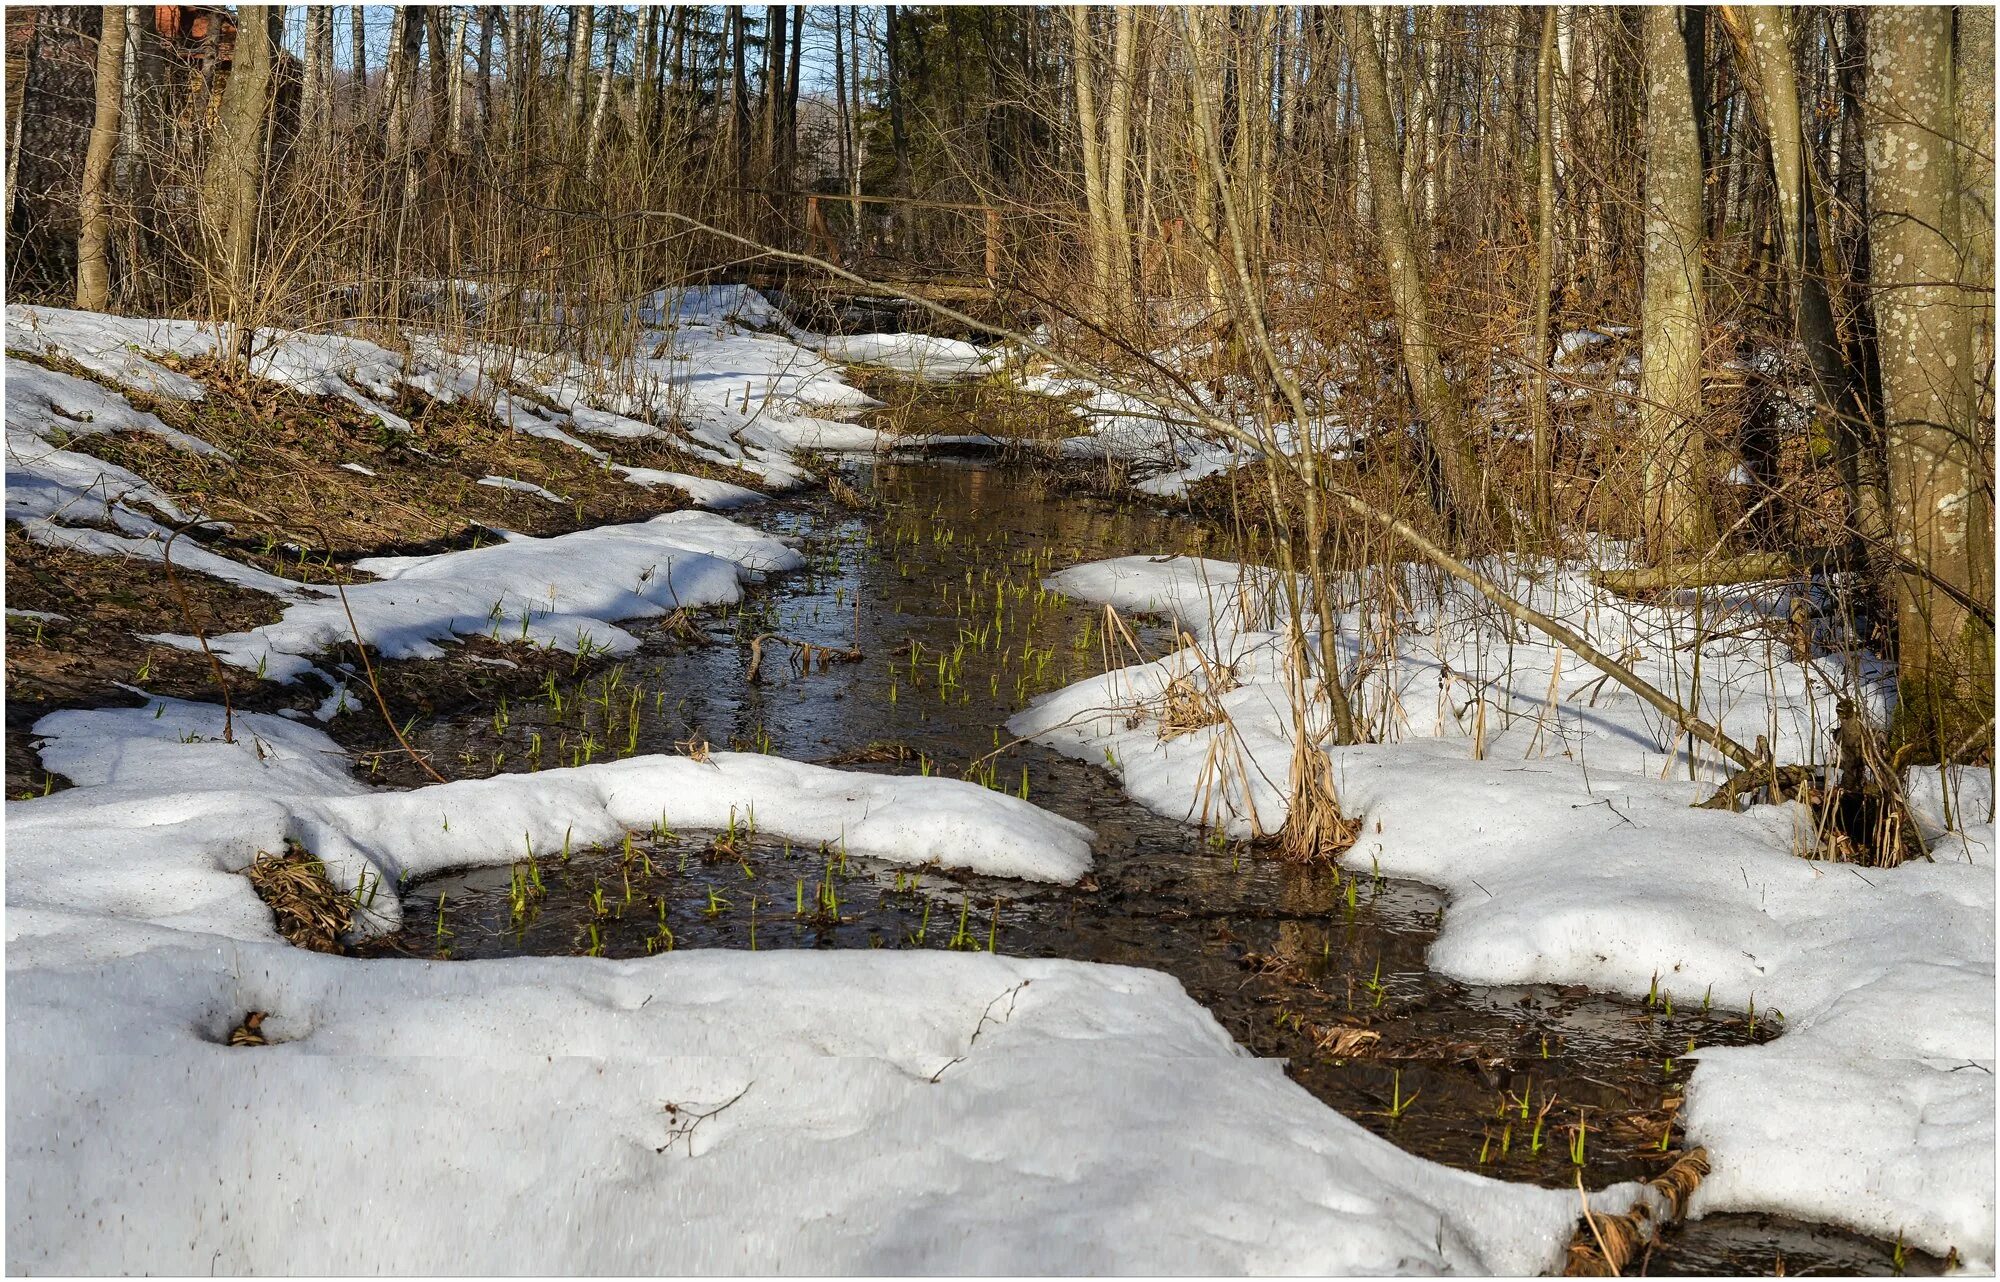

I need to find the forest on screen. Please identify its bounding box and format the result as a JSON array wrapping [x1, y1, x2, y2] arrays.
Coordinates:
[[5, 5, 1995, 1277]]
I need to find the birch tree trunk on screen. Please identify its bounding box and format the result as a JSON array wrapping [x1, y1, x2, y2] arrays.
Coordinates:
[[564, 6, 593, 142], [447, 7, 469, 154], [302, 6, 332, 154], [1344, 5, 1490, 530], [584, 7, 616, 180], [76, 3, 126, 312], [1865, 6, 1994, 748], [349, 5, 368, 125], [1639, 5, 1712, 556]]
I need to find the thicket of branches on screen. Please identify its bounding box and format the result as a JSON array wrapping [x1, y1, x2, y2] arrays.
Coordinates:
[[7, 4, 1993, 765]]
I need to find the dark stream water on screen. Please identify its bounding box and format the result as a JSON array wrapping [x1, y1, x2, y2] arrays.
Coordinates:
[[363, 458, 1927, 1276]]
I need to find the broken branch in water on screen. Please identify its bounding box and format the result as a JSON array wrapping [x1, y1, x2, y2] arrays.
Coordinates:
[[745, 633, 863, 683]]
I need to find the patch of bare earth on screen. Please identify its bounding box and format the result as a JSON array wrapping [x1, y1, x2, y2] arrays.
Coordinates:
[[5, 353, 767, 795]]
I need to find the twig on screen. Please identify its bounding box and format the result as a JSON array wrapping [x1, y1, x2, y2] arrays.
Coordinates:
[[331, 577, 448, 785]]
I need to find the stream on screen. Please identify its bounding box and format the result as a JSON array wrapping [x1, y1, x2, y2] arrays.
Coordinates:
[[363, 455, 1926, 1276]]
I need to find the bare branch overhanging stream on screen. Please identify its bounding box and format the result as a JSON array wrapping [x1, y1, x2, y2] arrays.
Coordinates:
[[607, 207, 1766, 774]]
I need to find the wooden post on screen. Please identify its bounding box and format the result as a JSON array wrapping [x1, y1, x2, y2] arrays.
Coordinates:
[[984, 207, 1001, 286]]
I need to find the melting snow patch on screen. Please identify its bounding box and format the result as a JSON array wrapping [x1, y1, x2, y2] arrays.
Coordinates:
[[1013, 553, 1996, 1265], [613, 465, 766, 510], [158, 510, 804, 681], [7, 694, 1628, 1274], [477, 474, 569, 503], [821, 333, 998, 380]]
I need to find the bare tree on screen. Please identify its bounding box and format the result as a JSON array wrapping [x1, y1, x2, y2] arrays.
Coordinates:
[[200, 3, 277, 355], [1865, 6, 1994, 745], [76, 4, 127, 311], [1344, 5, 1488, 531], [1638, 5, 1711, 556]]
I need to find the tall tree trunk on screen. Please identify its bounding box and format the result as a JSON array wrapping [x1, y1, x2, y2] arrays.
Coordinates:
[[302, 6, 332, 154], [847, 8, 865, 238], [564, 5, 593, 141], [447, 7, 470, 154], [76, 3, 127, 312], [1101, 4, 1137, 303], [1069, 6, 1111, 318], [782, 5, 803, 198], [1639, 5, 1712, 556], [1530, 4, 1557, 532], [202, 3, 276, 358], [1865, 6, 1994, 750], [1723, 5, 1892, 586], [425, 4, 450, 152], [350, 5, 369, 127], [476, 7, 495, 144], [731, 7, 751, 218], [584, 6, 616, 180], [1344, 5, 1490, 531], [760, 6, 784, 175], [382, 7, 413, 155]]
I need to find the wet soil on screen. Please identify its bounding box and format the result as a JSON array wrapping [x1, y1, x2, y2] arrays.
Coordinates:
[[357, 459, 1930, 1274]]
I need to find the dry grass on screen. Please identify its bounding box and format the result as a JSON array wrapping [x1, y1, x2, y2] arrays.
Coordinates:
[[1564, 1147, 1712, 1276], [1279, 747, 1360, 863], [1157, 672, 1235, 742], [245, 846, 351, 953]]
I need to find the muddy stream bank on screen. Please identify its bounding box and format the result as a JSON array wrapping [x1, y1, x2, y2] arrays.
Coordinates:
[[359, 455, 1926, 1276]]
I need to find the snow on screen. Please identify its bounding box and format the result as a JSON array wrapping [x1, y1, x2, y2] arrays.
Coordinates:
[[1014, 553, 1996, 1264], [6, 361, 227, 456], [821, 333, 997, 380], [476, 474, 569, 502], [613, 465, 766, 510], [161, 510, 806, 682], [338, 461, 377, 476], [7, 693, 1628, 1274]]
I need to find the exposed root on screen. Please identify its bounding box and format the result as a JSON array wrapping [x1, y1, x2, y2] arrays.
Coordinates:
[[1563, 1147, 1712, 1276], [245, 846, 351, 953]]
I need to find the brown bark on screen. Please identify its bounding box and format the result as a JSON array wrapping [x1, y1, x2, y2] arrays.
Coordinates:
[[1344, 5, 1491, 532], [1639, 6, 1713, 556], [76, 4, 126, 312]]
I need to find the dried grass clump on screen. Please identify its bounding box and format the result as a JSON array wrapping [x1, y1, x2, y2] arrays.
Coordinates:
[[245, 846, 351, 953], [1157, 672, 1237, 742], [827, 474, 875, 510], [1280, 750, 1359, 863], [1564, 1147, 1711, 1276]]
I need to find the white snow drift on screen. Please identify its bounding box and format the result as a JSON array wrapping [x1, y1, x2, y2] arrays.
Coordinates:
[[1012, 552, 1996, 1265], [6, 696, 1624, 1274]]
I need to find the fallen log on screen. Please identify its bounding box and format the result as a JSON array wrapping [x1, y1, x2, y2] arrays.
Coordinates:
[[1591, 550, 1844, 595]]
